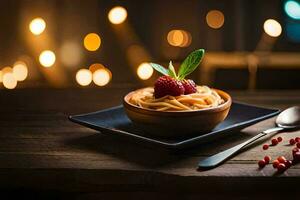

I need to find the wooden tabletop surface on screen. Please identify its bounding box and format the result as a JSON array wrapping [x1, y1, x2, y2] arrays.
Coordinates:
[[1, 87, 300, 198]]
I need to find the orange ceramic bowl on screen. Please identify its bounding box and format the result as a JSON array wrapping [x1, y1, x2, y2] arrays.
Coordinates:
[[123, 88, 232, 138]]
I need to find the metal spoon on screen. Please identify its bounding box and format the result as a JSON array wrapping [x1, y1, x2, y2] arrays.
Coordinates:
[[198, 106, 300, 170]]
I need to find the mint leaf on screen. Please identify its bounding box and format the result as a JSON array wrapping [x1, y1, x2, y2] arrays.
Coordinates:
[[178, 49, 205, 80], [167, 61, 177, 78], [150, 63, 169, 76]]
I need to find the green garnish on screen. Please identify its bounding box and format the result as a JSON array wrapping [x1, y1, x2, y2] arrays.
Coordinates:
[[149, 63, 169, 76], [167, 61, 177, 79], [150, 49, 205, 80], [178, 49, 205, 79]]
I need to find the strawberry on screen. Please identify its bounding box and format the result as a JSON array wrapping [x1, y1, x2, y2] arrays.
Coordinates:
[[150, 49, 205, 98], [181, 79, 197, 94], [154, 76, 185, 98]]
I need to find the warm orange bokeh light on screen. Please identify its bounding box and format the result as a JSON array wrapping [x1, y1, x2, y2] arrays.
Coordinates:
[[263, 19, 282, 37], [167, 30, 191, 47], [83, 33, 101, 51], [13, 61, 28, 81], [89, 63, 106, 73], [2, 66, 13, 75], [3, 72, 17, 89], [76, 69, 92, 86], [29, 17, 46, 35], [60, 41, 82, 67], [108, 6, 127, 24], [39, 50, 56, 67], [137, 62, 153, 80], [206, 10, 225, 29], [93, 68, 112, 86]]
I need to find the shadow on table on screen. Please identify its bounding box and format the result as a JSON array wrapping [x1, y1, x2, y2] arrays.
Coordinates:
[[65, 125, 275, 169]]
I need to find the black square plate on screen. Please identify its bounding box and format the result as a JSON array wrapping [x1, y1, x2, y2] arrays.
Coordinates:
[[69, 102, 280, 150]]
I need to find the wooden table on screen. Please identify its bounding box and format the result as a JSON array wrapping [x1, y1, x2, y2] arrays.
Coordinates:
[[1, 88, 300, 199]]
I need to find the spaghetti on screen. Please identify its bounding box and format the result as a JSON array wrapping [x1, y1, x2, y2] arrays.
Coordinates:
[[129, 86, 224, 111]]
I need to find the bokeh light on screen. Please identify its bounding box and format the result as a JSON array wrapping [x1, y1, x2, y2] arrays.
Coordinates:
[[206, 10, 225, 29], [263, 19, 282, 37], [60, 41, 82, 68], [93, 68, 112, 86], [76, 69, 92, 86], [83, 33, 101, 51], [3, 73, 17, 89], [89, 63, 105, 73], [39, 50, 56, 67], [167, 30, 192, 47], [13, 61, 28, 81], [137, 62, 153, 80], [108, 6, 127, 24], [29, 18, 46, 35], [284, 0, 300, 20], [0, 70, 2, 82], [2, 66, 13, 74], [168, 30, 184, 46]]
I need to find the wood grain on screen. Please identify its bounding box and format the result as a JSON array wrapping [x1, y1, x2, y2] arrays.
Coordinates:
[[0, 88, 300, 197]]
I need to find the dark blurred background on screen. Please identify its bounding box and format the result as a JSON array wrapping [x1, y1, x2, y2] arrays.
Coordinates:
[[0, 0, 300, 90]]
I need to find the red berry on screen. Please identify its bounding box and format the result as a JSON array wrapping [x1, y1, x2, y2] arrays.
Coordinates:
[[258, 160, 266, 168], [277, 137, 283, 142], [290, 139, 296, 145], [273, 160, 280, 168], [293, 151, 300, 162], [263, 144, 269, 150], [297, 143, 300, 148], [277, 163, 286, 172], [277, 156, 286, 163], [264, 156, 271, 164], [295, 137, 300, 143], [292, 147, 299, 156], [284, 160, 293, 168], [181, 79, 197, 95], [271, 138, 278, 146], [154, 76, 185, 98]]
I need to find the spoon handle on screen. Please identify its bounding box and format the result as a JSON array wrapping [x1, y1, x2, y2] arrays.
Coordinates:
[[198, 127, 284, 169]]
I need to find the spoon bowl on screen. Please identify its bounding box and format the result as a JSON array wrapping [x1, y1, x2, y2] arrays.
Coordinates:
[[276, 106, 300, 129]]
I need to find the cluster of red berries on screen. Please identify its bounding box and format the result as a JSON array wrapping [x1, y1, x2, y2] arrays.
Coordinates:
[[258, 154, 298, 172], [154, 76, 197, 98], [258, 156, 272, 168], [262, 136, 283, 150], [272, 156, 293, 172], [289, 137, 300, 146], [258, 136, 300, 173]]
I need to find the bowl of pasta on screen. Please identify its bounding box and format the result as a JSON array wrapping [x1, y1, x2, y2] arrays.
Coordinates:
[[123, 49, 231, 138], [124, 86, 231, 138]]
